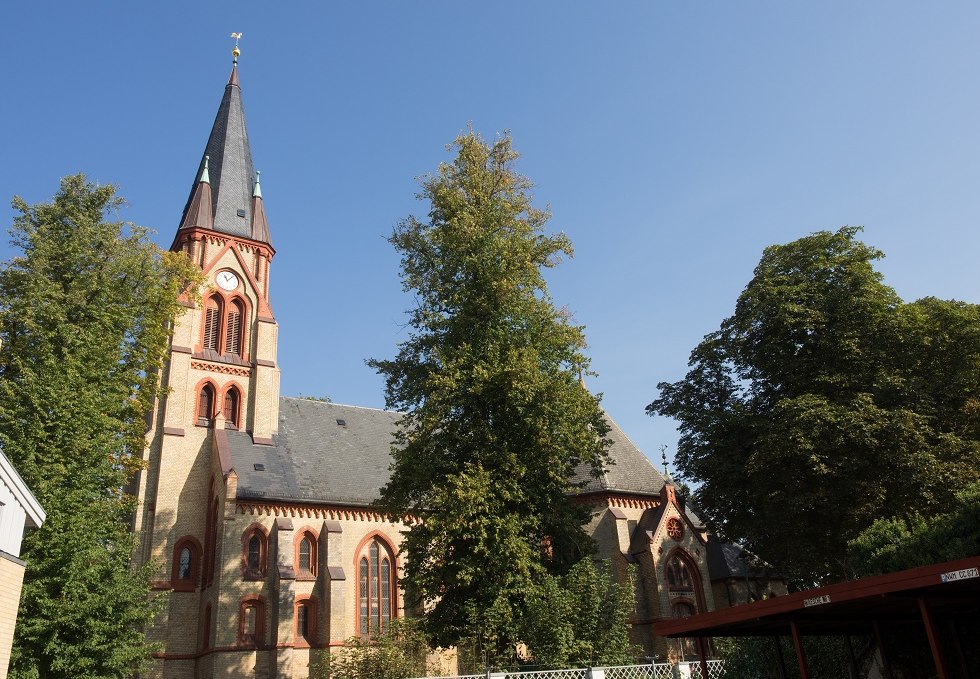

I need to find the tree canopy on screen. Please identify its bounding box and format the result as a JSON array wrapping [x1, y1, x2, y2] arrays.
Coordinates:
[[0, 175, 200, 678], [369, 131, 612, 661], [648, 226, 980, 583]]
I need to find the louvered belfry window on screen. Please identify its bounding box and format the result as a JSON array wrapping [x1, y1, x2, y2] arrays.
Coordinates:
[[223, 388, 239, 428], [203, 297, 222, 352], [225, 300, 244, 356], [198, 385, 215, 423]]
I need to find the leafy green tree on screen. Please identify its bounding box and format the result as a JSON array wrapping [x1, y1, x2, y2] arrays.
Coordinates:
[[648, 227, 980, 583], [0, 175, 200, 678], [521, 559, 638, 669], [369, 131, 611, 662], [848, 481, 980, 576], [319, 619, 432, 679]]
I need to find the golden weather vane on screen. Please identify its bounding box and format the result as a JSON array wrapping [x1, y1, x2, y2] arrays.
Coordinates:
[[230, 32, 243, 61]]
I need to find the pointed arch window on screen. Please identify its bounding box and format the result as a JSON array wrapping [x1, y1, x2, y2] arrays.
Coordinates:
[[225, 299, 245, 356], [238, 597, 265, 647], [198, 384, 215, 426], [666, 554, 695, 593], [223, 387, 240, 429], [295, 597, 317, 647], [295, 530, 318, 579], [242, 525, 268, 580], [203, 296, 222, 352], [171, 536, 202, 592], [357, 537, 395, 636]]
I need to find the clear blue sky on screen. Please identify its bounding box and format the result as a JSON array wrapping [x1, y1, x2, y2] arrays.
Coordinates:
[[3, 3, 979, 472]]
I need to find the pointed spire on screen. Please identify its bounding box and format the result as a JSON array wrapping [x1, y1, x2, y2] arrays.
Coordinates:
[[251, 171, 271, 244], [179, 156, 214, 231], [177, 43, 271, 246], [200, 155, 211, 184]]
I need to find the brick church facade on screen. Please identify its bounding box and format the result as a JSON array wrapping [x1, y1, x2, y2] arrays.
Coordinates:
[[132, 55, 780, 679]]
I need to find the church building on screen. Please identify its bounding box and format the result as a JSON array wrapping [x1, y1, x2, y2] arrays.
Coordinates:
[[133, 51, 773, 679]]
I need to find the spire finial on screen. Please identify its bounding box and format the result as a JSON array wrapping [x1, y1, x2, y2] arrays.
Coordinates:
[[660, 444, 669, 475], [200, 155, 210, 184], [253, 170, 262, 198], [230, 32, 243, 63]]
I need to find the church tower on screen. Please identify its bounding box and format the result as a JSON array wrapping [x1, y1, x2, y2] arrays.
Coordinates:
[[133, 47, 282, 677]]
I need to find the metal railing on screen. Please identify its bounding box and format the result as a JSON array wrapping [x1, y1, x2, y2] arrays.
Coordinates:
[[412, 660, 725, 679]]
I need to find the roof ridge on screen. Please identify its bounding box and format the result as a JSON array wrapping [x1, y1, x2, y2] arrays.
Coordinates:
[[280, 396, 402, 415]]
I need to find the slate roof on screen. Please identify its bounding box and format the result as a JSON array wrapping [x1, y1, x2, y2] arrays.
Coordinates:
[[230, 397, 671, 507], [179, 64, 269, 245], [570, 415, 668, 496], [231, 399, 401, 506], [706, 536, 781, 581]]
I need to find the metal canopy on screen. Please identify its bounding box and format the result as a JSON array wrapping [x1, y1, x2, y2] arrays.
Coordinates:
[[653, 556, 980, 679]]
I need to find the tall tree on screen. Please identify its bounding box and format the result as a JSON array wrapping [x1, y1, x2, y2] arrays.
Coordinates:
[[648, 227, 980, 583], [369, 131, 611, 661], [0, 175, 200, 678]]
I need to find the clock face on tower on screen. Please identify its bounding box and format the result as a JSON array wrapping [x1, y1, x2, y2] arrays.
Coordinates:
[[216, 270, 239, 291]]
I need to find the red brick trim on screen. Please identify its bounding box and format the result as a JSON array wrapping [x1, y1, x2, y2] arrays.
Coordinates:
[[294, 595, 318, 647], [236, 501, 404, 523], [294, 527, 320, 579], [255, 359, 276, 367], [258, 315, 276, 324], [241, 523, 269, 580], [171, 536, 203, 591], [163, 427, 185, 437], [172, 345, 193, 354], [574, 493, 662, 510], [238, 595, 267, 647], [251, 436, 274, 446]]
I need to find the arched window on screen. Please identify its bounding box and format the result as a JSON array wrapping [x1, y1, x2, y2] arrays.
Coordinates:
[[295, 530, 317, 579], [357, 536, 395, 636], [203, 296, 222, 352], [242, 525, 268, 580], [223, 387, 240, 429], [225, 299, 246, 356], [666, 553, 695, 593], [239, 597, 265, 647], [295, 597, 317, 646], [198, 384, 215, 426], [171, 537, 202, 592]]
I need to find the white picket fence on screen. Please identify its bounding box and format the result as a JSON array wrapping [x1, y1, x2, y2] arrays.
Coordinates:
[[413, 660, 725, 679]]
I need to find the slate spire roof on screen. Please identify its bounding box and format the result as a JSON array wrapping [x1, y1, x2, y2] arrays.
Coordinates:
[[179, 60, 271, 245]]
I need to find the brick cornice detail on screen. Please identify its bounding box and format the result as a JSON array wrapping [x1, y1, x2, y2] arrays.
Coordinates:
[[237, 501, 405, 524], [172, 345, 193, 354], [575, 493, 662, 510], [163, 427, 185, 437], [255, 359, 276, 367], [190, 360, 252, 377]]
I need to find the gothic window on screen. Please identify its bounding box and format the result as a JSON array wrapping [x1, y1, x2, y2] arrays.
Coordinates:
[[296, 597, 316, 646], [357, 536, 395, 636], [225, 299, 245, 356], [666, 553, 695, 593], [178, 548, 192, 579], [296, 531, 317, 578], [198, 384, 215, 426], [171, 537, 201, 591], [223, 387, 240, 429], [242, 525, 267, 579], [238, 597, 265, 647], [203, 296, 222, 352]]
